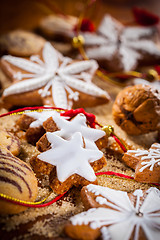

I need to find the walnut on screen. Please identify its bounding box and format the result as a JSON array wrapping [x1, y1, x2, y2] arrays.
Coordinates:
[[112, 84, 160, 135]]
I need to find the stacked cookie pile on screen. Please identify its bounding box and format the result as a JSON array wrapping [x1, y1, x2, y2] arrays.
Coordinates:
[[0, 11, 160, 240]]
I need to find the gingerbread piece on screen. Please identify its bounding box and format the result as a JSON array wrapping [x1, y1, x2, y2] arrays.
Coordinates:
[[35, 132, 106, 194], [29, 112, 107, 194], [33, 112, 107, 194], [65, 184, 160, 240], [122, 143, 160, 183], [0, 30, 45, 57], [1, 42, 110, 109], [0, 143, 38, 215], [42, 112, 108, 150], [82, 14, 160, 72], [18, 111, 108, 149], [112, 84, 160, 135], [0, 130, 21, 156], [17, 110, 57, 145]]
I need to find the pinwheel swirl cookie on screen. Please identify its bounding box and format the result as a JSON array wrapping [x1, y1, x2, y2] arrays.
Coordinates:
[[1, 42, 110, 109], [18, 110, 108, 194], [65, 184, 160, 240], [122, 143, 160, 183]]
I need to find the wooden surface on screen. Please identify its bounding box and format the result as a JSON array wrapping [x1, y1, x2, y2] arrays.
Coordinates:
[[0, 0, 160, 34]]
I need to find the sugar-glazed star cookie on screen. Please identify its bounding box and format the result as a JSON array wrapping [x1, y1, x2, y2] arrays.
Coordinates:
[[25, 111, 107, 194], [82, 14, 160, 72], [17, 110, 61, 145], [1, 42, 110, 109], [17, 110, 107, 148], [33, 132, 106, 194], [65, 184, 160, 240], [122, 143, 160, 183]]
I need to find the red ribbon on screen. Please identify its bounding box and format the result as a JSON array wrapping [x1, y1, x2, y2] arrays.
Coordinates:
[[95, 171, 134, 179], [1, 171, 159, 208], [0, 106, 65, 118], [155, 65, 160, 75], [60, 108, 96, 128], [74, 18, 95, 32], [0, 192, 67, 208], [95, 171, 160, 187], [110, 133, 127, 152]]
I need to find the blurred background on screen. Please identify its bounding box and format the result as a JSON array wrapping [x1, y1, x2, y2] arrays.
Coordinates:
[[0, 0, 160, 34]]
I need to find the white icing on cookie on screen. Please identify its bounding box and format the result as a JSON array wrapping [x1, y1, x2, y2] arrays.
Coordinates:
[[152, 143, 160, 149], [82, 14, 160, 71], [25, 111, 105, 151], [50, 113, 105, 150], [25, 110, 61, 128], [3, 42, 109, 109], [70, 184, 160, 240], [132, 78, 160, 91], [127, 148, 160, 172], [38, 132, 103, 182]]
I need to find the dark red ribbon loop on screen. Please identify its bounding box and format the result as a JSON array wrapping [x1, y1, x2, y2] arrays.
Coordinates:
[[60, 108, 96, 128]]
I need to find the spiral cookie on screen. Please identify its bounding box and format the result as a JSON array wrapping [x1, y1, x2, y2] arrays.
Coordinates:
[[0, 130, 21, 156], [0, 144, 38, 215]]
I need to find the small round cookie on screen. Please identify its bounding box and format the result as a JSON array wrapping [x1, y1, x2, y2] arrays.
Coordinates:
[[0, 130, 21, 156], [0, 30, 45, 57], [0, 144, 38, 215], [38, 14, 77, 40]]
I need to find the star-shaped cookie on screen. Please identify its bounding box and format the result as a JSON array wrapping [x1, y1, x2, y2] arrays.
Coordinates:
[[1, 42, 110, 109], [35, 131, 106, 194], [122, 143, 160, 183], [18, 111, 107, 148], [65, 184, 160, 240], [82, 14, 160, 72], [38, 132, 103, 182]]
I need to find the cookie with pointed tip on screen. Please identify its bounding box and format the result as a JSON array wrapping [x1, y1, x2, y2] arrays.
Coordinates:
[[1, 42, 110, 110], [0, 30, 45, 57], [122, 143, 160, 183], [112, 84, 160, 135], [0, 143, 38, 215], [65, 184, 160, 240], [33, 132, 106, 194]]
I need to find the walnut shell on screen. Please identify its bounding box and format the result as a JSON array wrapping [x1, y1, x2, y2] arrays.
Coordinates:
[[112, 84, 160, 135]]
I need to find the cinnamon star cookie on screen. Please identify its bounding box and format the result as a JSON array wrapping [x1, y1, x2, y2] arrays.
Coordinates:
[[28, 112, 107, 194]]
